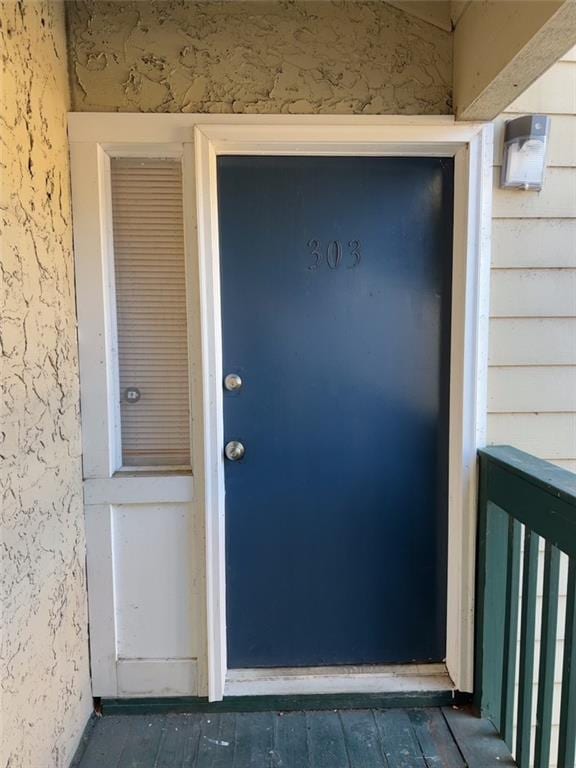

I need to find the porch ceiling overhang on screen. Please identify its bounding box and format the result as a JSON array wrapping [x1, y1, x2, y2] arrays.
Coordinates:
[[453, 0, 576, 120], [385, 1, 452, 31], [385, 0, 576, 119]]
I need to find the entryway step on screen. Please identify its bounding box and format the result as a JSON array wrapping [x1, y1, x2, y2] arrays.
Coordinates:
[[225, 663, 453, 697], [100, 690, 461, 716]]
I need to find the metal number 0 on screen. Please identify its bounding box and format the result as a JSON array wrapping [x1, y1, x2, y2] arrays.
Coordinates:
[[326, 240, 342, 270]]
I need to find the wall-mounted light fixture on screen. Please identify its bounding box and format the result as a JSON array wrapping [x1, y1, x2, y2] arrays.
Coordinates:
[[500, 115, 551, 191]]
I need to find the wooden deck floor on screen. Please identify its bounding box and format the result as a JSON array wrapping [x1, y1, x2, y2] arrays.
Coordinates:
[[72, 706, 516, 768]]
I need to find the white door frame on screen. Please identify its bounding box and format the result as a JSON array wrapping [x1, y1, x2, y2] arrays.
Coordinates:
[[68, 114, 493, 703]]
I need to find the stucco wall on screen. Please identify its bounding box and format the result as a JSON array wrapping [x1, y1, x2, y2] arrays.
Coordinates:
[[0, 2, 92, 766], [66, 0, 452, 114]]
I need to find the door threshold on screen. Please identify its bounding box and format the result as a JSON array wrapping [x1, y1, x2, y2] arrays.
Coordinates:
[[225, 663, 454, 697]]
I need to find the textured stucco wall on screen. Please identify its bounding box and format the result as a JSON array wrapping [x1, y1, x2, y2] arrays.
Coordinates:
[[0, 2, 92, 766], [66, 0, 452, 114]]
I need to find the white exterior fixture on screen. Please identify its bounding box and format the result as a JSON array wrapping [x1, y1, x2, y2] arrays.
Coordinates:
[[500, 114, 551, 190], [69, 114, 493, 702]]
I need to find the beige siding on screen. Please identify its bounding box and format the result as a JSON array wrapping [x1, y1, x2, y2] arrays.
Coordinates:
[[492, 219, 576, 268], [488, 367, 576, 412], [489, 55, 576, 469], [488, 413, 576, 458], [489, 318, 576, 365], [493, 167, 576, 218], [490, 53, 576, 764], [490, 269, 576, 317], [507, 60, 576, 114]]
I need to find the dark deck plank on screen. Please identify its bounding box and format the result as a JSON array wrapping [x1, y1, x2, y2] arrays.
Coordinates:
[[73, 715, 133, 768], [271, 711, 309, 768], [306, 711, 350, 768], [155, 714, 202, 768], [196, 713, 237, 767], [116, 715, 166, 767], [407, 709, 465, 768], [374, 709, 427, 768], [442, 706, 516, 768], [233, 712, 275, 767], [74, 705, 517, 768], [340, 710, 389, 768]]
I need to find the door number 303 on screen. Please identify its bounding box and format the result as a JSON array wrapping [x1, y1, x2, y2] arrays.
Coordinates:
[[307, 239, 361, 270]]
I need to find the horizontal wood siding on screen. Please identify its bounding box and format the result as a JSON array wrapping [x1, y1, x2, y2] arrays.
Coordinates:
[[492, 220, 576, 268], [492, 167, 576, 218], [489, 52, 576, 764], [489, 52, 576, 461], [505, 60, 576, 115], [488, 368, 576, 413], [490, 269, 576, 318], [489, 318, 576, 366], [488, 414, 576, 459]]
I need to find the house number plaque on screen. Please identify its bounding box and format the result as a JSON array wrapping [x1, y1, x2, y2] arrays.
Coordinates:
[[307, 239, 361, 270]]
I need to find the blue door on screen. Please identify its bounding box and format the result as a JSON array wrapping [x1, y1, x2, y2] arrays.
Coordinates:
[[218, 156, 453, 668]]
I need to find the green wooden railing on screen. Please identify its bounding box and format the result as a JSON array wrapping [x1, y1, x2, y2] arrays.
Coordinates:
[[476, 446, 576, 768]]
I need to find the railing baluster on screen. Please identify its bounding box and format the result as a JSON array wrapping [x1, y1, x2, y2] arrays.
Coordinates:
[[501, 516, 522, 749], [477, 446, 576, 766], [516, 529, 539, 768], [534, 543, 561, 768], [558, 557, 576, 768]]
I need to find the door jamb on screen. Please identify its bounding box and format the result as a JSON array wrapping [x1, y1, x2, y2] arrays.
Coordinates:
[[194, 118, 493, 701]]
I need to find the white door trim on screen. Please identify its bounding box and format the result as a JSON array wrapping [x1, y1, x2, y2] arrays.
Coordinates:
[[193, 116, 493, 701], [68, 114, 493, 703]]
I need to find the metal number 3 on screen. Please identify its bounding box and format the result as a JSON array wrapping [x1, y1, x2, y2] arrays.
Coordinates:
[[307, 239, 321, 270], [307, 239, 361, 270], [348, 240, 361, 269]]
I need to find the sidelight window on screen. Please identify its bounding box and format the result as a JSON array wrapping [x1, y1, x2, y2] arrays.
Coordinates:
[[110, 158, 191, 468]]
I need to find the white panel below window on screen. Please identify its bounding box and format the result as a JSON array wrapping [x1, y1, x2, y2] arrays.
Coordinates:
[[117, 659, 198, 697], [112, 503, 195, 659]]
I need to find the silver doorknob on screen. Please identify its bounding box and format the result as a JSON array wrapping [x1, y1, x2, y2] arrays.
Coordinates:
[[224, 373, 243, 392], [225, 440, 245, 461]]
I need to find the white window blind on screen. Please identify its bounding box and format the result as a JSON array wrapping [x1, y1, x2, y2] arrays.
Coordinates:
[[110, 158, 191, 468]]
